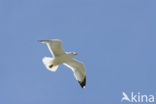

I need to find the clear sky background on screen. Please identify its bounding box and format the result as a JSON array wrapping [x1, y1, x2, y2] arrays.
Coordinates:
[[0, 0, 156, 104]]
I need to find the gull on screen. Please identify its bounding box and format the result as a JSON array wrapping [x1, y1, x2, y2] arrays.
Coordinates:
[[39, 39, 86, 88]]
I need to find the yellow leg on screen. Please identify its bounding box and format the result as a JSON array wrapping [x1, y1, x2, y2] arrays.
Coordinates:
[[49, 65, 53, 68]]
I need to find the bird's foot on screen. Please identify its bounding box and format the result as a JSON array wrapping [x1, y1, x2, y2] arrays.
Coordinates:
[[49, 65, 53, 68]]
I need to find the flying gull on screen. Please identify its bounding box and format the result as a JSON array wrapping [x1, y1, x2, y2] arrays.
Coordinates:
[[39, 39, 86, 88]]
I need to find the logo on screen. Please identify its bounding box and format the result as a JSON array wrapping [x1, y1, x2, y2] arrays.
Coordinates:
[[121, 92, 154, 103]]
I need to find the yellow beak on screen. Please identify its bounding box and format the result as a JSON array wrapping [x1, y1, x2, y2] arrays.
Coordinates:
[[74, 53, 78, 55]]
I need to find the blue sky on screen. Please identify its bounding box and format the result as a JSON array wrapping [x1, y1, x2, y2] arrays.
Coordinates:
[[0, 0, 156, 104]]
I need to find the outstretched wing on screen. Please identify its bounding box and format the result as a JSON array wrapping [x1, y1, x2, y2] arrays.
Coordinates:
[[64, 59, 86, 88], [39, 39, 65, 57]]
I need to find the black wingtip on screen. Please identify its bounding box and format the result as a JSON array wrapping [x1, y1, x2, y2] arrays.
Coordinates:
[[78, 76, 86, 88], [38, 40, 43, 43], [38, 40, 45, 43], [38, 40, 49, 43]]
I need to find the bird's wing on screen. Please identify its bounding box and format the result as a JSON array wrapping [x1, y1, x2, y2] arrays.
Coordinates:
[[39, 40, 65, 57], [64, 59, 86, 88]]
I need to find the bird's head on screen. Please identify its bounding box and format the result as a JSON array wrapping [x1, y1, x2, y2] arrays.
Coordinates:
[[71, 52, 78, 56], [68, 52, 78, 56]]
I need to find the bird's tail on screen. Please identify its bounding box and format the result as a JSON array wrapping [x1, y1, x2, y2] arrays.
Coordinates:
[[42, 57, 59, 72]]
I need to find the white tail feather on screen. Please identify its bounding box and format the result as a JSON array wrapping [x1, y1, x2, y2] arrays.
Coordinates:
[[42, 57, 59, 72]]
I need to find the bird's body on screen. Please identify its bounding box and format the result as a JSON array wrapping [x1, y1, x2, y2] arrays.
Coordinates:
[[54, 53, 74, 64], [39, 39, 86, 88]]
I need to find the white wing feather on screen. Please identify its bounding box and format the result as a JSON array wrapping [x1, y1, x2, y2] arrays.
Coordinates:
[[64, 59, 86, 84], [39, 40, 65, 57]]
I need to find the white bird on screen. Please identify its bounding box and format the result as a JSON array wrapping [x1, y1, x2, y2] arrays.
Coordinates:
[[39, 39, 86, 88]]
